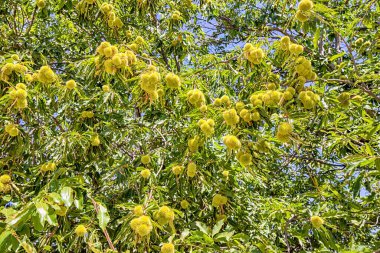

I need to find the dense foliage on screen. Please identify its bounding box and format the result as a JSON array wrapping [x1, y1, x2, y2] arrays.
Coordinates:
[[1, 0, 380, 252]]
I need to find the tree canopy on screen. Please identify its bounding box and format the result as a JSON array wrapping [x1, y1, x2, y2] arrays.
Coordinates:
[[0, 0, 380, 252]]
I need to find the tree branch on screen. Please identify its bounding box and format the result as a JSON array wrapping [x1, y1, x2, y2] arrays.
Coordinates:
[[25, 6, 37, 36], [289, 154, 346, 167], [284, 215, 297, 253]]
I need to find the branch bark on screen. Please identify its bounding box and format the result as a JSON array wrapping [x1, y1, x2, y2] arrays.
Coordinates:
[[284, 215, 297, 253]]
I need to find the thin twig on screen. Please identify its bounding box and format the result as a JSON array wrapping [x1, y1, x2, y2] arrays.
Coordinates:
[[284, 215, 297, 253], [189, 56, 238, 76], [25, 6, 37, 36], [288, 154, 346, 167], [53, 117, 65, 132]]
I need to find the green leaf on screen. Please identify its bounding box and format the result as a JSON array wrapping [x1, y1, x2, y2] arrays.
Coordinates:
[[74, 191, 83, 210], [202, 233, 214, 244], [20, 236, 37, 253], [195, 221, 210, 235], [366, 124, 380, 139], [211, 219, 224, 237], [0, 231, 12, 249], [61, 187, 74, 207], [314, 4, 337, 15], [375, 158, 380, 170], [232, 233, 250, 243], [35, 202, 49, 225], [255, 242, 267, 252], [97, 203, 110, 230], [341, 154, 369, 165], [7, 203, 35, 228], [352, 173, 364, 198], [317, 227, 338, 250], [214, 231, 235, 242], [31, 214, 44, 232], [359, 158, 376, 167], [46, 208, 58, 226], [313, 27, 320, 50], [180, 229, 190, 240], [329, 52, 345, 62], [49, 192, 63, 204], [363, 18, 373, 29], [90, 247, 103, 253]]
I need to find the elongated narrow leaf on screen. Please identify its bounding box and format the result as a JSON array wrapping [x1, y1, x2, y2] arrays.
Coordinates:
[[7, 203, 35, 227], [0, 231, 11, 249]]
